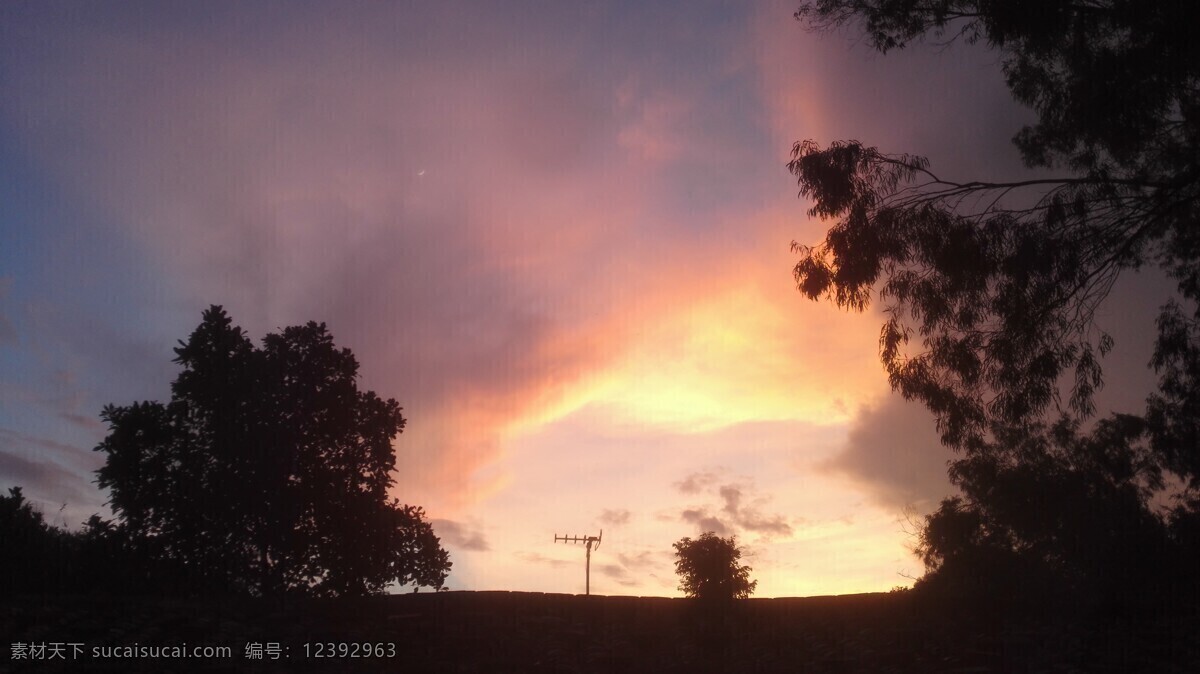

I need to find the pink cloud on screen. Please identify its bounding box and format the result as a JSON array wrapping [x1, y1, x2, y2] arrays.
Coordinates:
[[2, 3, 819, 519]]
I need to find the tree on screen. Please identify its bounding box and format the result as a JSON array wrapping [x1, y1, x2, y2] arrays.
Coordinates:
[[673, 532, 757, 600], [915, 416, 1174, 607], [94, 306, 450, 597], [789, 1, 1199, 607], [789, 1, 1199, 469]]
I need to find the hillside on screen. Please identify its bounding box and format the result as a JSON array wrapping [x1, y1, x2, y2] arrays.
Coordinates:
[[4, 591, 1197, 672]]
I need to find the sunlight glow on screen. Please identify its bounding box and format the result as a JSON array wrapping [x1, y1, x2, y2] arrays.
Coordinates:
[[585, 286, 872, 432]]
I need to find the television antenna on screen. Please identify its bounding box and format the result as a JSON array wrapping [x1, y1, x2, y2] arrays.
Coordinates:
[[553, 530, 602, 595]]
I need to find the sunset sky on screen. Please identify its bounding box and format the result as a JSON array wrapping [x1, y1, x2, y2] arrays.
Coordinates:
[[0, 1, 1175, 597]]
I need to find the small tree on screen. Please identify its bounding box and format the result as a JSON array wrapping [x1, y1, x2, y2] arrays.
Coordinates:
[[673, 532, 757, 600]]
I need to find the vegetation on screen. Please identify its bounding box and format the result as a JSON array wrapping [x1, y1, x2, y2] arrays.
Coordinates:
[[673, 532, 757, 601], [1, 487, 71, 594], [4, 306, 449, 598], [914, 417, 1178, 609], [94, 306, 449, 597], [14, 590, 1192, 672], [0, 487, 142, 595], [791, 0, 1199, 607]]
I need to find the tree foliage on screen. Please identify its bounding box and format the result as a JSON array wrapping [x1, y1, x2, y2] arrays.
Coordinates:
[[915, 416, 1184, 605], [790, 1, 1199, 472], [0, 484, 194, 596], [1, 487, 69, 593], [673, 532, 757, 601], [796, 0, 1199, 183], [94, 306, 450, 597], [791, 1, 1199, 606]]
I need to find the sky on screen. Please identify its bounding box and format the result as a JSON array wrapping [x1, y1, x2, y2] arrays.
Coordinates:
[[0, 1, 1177, 597]]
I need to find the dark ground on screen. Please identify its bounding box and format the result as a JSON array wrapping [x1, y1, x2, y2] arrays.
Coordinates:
[[3, 590, 1198, 673]]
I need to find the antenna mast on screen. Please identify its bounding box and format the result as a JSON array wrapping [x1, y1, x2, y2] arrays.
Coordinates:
[[553, 530, 602, 595]]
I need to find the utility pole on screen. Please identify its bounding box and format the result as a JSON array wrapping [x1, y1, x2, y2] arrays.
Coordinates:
[[554, 530, 602, 595]]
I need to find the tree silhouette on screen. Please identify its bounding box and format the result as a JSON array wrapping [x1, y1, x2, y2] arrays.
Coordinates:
[[916, 416, 1175, 608], [94, 306, 450, 597], [790, 2, 1199, 461], [674, 532, 757, 601], [790, 1, 1199, 608], [1, 487, 70, 594]]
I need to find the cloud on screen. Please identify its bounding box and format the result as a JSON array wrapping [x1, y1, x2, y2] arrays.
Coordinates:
[[597, 552, 664, 589], [675, 472, 717, 494], [748, 0, 1037, 184], [60, 412, 106, 433], [431, 519, 490, 552], [0, 2, 915, 542], [0, 277, 14, 346], [0, 425, 111, 527], [719, 485, 742, 514], [0, 2, 809, 519], [681, 508, 729, 536], [820, 396, 955, 511], [616, 551, 658, 571], [676, 472, 795, 540], [616, 88, 691, 164], [0, 427, 99, 476], [718, 485, 793, 537], [0, 450, 96, 513], [514, 551, 570, 569], [598, 563, 638, 587], [598, 508, 631, 527]]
